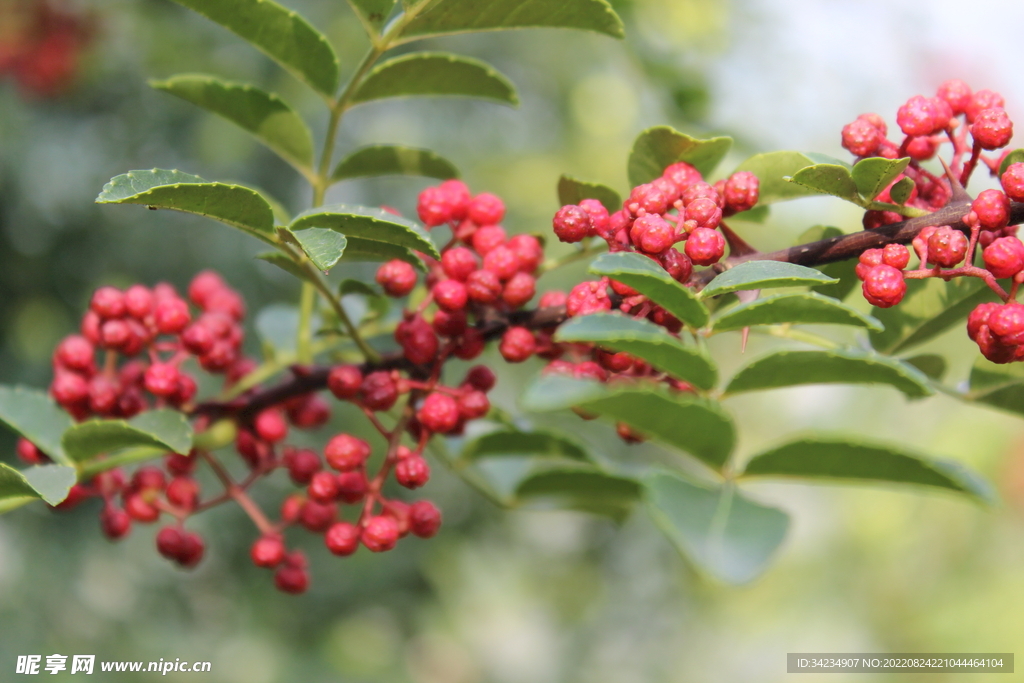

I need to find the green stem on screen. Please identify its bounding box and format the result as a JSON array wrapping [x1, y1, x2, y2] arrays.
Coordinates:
[[296, 281, 316, 364]]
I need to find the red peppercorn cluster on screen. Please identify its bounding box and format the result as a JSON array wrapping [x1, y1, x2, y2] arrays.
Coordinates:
[[839, 82, 1024, 363], [842, 80, 1015, 228], [0, 0, 92, 98], [49, 272, 249, 421]]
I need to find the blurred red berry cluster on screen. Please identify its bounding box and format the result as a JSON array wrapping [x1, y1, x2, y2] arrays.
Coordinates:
[[0, 0, 93, 97]]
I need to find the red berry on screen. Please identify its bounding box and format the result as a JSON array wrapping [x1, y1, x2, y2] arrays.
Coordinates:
[[166, 476, 199, 511], [410, 500, 442, 538], [988, 303, 1024, 345], [1001, 162, 1024, 202], [972, 108, 1013, 150], [973, 189, 1011, 230], [328, 365, 362, 400], [566, 280, 611, 317], [965, 89, 1005, 124], [722, 171, 759, 213], [502, 272, 536, 307], [336, 470, 369, 504], [130, 466, 166, 493], [204, 289, 245, 320], [457, 390, 490, 420], [482, 244, 520, 281], [90, 286, 126, 319], [841, 117, 883, 157], [51, 371, 89, 407], [124, 285, 153, 319], [499, 326, 536, 363], [432, 279, 469, 312], [156, 525, 185, 561], [397, 316, 438, 365], [166, 452, 196, 476], [471, 225, 507, 256], [143, 363, 180, 397], [417, 393, 460, 433], [180, 323, 214, 355], [968, 303, 999, 341], [662, 161, 703, 194], [100, 504, 131, 540], [287, 394, 331, 429], [325, 434, 371, 471], [251, 535, 286, 568], [308, 470, 339, 503], [433, 308, 468, 337], [936, 79, 972, 115], [325, 522, 361, 556], [361, 515, 400, 552], [274, 565, 309, 594], [578, 199, 610, 238], [684, 227, 726, 266], [538, 290, 567, 309], [154, 298, 191, 334], [896, 95, 951, 136], [882, 244, 910, 270], [395, 456, 431, 489], [682, 181, 722, 208], [862, 265, 906, 308], [124, 493, 160, 523], [467, 192, 505, 225], [906, 136, 938, 161], [553, 205, 591, 243], [81, 310, 102, 345], [188, 271, 225, 307], [464, 365, 496, 392], [927, 226, 969, 267], [629, 214, 675, 254], [16, 438, 46, 465], [417, 185, 456, 226], [281, 494, 303, 524], [254, 409, 288, 443], [453, 327, 486, 360], [284, 448, 322, 485], [376, 259, 418, 297], [465, 269, 503, 304], [100, 319, 130, 349], [299, 499, 337, 532], [54, 335, 94, 372], [627, 182, 671, 216], [361, 371, 398, 411], [439, 180, 471, 221], [983, 236, 1024, 278], [440, 246, 478, 281], [660, 248, 693, 283]]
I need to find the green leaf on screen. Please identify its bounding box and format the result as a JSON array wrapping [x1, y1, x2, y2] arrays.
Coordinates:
[[712, 292, 883, 332], [742, 438, 993, 502], [514, 467, 640, 521], [96, 170, 276, 243], [554, 313, 717, 389], [725, 348, 933, 399], [850, 156, 910, 201], [339, 279, 380, 298], [0, 463, 77, 506], [169, 0, 339, 97], [0, 497, 37, 515], [347, 0, 395, 36], [151, 75, 314, 170], [557, 175, 622, 213], [903, 354, 947, 380], [628, 126, 732, 186], [255, 252, 313, 283], [644, 472, 789, 584], [351, 52, 518, 106], [460, 428, 591, 462], [291, 227, 347, 272], [337, 236, 427, 271], [520, 376, 735, 469], [868, 277, 999, 354], [0, 385, 73, 465], [788, 163, 859, 202], [331, 145, 458, 182], [588, 252, 709, 328], [290, 204, 439, 259], [967, 357, 1024, 417], [400, 0, 625, 40], [732, 151, 820, 204], [999, 149, 1024, 176], [62, 410, 193, 463], [889, 176, 915, 205], [700, 261, 837, 299]]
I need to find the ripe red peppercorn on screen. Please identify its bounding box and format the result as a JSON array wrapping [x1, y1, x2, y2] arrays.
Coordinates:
[[972, 108, 1013, 150], [325, 522, 361, 556], [552, 205, 592, 243], [395, 456, 431, 489], [440, 246, 478, 281], [360, 371, 398, 411], [862, 265, 907, 308], [254, 409, 289, 443], [927, 226, 969, 267], [432, 279, 469, 312], [409, 500, 442, 538], [376, 259, 418, 297], [251, 535, 286, 568], [308, 470, 339, 503], [684, 227, 726, 266], [983, 237, 1024, 278], [361, 515, 400, 552], [499, 326, 537, 363], [417, 393, 460, 433], [324, 434, 371, 471], [328, 365, 363, 400]]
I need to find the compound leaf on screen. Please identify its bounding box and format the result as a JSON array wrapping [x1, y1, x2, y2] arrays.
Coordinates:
[[291, 204, 439, 258], [515, 467, 640, 521], [701, 261, 837, 298], [712, 292, 882, 332], [628, 126, 732, 186], [0, 463, 77, 506], [557, 175, 622, 213], [291, 227, 347, 272], [789, 163, 859, 203], [400, 0, 625, 40], [732, 151, 821, 204], [0, 385, 73, 465], [851, 156, 910, 201], [62, 410, 193, 463], [347, 0, 396, 36], [589, 251, 709, 328], [460, 429, 591, 462], [332, 145, 458, 182]]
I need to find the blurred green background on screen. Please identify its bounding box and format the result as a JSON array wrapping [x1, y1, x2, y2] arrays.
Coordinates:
[[2, 0, 1024, 681]]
